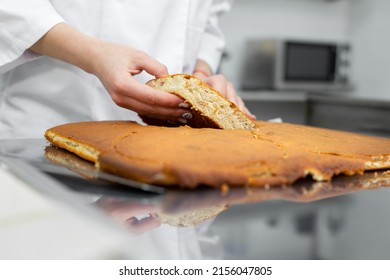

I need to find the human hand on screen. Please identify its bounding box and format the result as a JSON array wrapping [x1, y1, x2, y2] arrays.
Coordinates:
[[192, 65, 255, 119], [91, 41, 191, 121], [29, 23, 189, 122], [96, 197, 161, 236], [194, 73, 255, 119]]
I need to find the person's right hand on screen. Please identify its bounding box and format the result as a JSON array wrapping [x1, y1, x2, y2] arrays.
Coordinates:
[[30, 23, 189, 122], [90, 41, 190, 121]]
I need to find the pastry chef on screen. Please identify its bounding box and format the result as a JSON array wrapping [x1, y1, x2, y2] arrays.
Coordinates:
[[0, 0, 252, 139]]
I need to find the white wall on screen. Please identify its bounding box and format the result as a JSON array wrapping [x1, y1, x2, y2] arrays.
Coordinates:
[[220, 0, 390, 100], [348, 0, 390, 100], [219, 0, 351, 87]]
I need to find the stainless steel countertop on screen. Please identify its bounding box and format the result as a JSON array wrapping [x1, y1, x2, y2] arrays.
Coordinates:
[[1, 138, 390, 259]]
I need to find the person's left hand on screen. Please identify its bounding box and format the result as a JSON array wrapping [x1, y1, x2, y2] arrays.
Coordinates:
[[193, 73, 256, 120]]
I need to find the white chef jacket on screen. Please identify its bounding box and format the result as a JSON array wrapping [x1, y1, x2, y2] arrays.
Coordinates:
[[0, 0, 232, 139]]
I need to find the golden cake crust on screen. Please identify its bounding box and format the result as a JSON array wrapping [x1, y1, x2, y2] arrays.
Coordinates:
[[143, 74, 256, 130], [44, 121, 390, 189]]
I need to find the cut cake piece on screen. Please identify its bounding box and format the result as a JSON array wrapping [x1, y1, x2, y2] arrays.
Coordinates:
[[144, 74, 256, 130]]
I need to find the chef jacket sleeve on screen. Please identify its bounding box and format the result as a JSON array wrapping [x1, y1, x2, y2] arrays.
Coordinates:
[[197, 0, 233, 74], [0, 0, 65, 74]]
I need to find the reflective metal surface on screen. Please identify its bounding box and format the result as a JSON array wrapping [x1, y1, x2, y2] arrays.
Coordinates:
[[1, 138, 390, 259]]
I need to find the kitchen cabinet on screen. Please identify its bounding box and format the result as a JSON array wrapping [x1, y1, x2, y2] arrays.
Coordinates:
[[307, 94, 390, 137], [241, 91, 390, 138], [241, 91, 307, 124]]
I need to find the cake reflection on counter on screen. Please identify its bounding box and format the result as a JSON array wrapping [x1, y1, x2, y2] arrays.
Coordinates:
[[44, 145, 390, 230]]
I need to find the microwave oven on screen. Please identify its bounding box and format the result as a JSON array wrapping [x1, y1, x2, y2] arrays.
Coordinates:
[[240, 39, 351, 92]]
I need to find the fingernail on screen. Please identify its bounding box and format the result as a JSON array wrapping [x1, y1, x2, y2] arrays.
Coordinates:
[[182, 112, 192, 120], [178, 118, 187, 124], [179, 102, 190, 109], [126, 217, 138, 224]]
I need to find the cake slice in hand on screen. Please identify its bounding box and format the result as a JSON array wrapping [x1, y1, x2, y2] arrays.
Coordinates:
[[143, 74, 256, 130]]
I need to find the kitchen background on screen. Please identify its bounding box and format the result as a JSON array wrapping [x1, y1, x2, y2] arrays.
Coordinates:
[[216, 0, 390, 138], [1, 0, 390, 261], [220, 0, 390, 101], [209, 0, 390, 260]]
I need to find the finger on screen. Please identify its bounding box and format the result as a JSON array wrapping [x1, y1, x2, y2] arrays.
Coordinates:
[[207, 75, 228, 97], [112, 76, 184, 108], [96, 199, 162, 220], [129, 69, 142, 76], [193, 72, 207, 81], [225, 82, 240, 105], [133, 80, 184, 108], [247, 109, 257, 120], [239, 99, 251, 117], [236, 96, 246, 111], [113, 94, 189, 120], [137, 52, 169, 78], [237, 96, 256, 119], [224, 83, 255, 118], [113, 205, 161, 219], [126, 216, 161, 236]]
